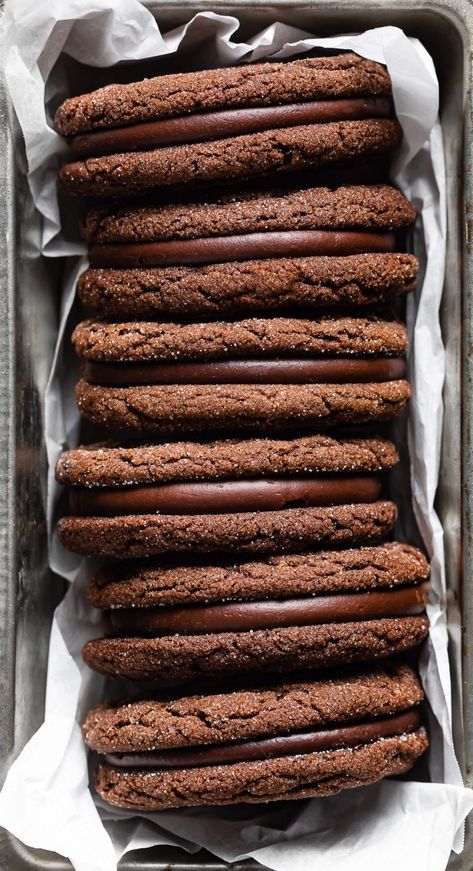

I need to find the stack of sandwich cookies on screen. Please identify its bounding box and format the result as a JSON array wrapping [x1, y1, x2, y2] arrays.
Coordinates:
[[56, 436, 429, 681], [73, 181, 414, 434], [55, 54, 401, 196], [54, 50, 430, 809], [83, 664, 428, 809]]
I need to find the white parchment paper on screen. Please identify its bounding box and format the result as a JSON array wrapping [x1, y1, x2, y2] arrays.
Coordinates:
[[1, 2, 473, 870]]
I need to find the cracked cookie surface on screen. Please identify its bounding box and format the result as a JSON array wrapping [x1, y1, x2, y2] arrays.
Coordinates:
[[72, 315, 407, 363], [75, 379, 411, 433], [82, 184, 415, 243], [83, 615, 429, 680], [77, 252, 418, 317], [58, 500, 397, 558], [56, 434, 398, 488]]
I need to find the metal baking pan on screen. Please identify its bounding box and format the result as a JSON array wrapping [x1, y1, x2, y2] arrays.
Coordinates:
[[0, 0, 471, 867]]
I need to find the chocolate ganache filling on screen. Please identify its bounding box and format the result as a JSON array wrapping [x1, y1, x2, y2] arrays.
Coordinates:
[[89, 229, 396, 268], [82, 357, 406, 387], [103, 708, 422, 770], [72, 97, 392, 158], [101, 582, 430, 637], [69, 474, 382, 517]]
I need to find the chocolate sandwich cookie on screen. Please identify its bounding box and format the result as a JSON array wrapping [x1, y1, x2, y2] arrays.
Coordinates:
[[73, 313, 410, 432], [77, 252, 419, 319], [83, 663, 428, 810], [82, 184, 415, 268], [56, 54, 393, 147], [82, 538, 429, 680], [56, 54, 401, 195], [56, 433, 399, 558], [84, 550, 429, 680]]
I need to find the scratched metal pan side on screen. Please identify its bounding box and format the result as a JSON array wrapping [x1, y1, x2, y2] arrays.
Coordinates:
[[0, 0, 471, 868], [0, 0, 17, 776]]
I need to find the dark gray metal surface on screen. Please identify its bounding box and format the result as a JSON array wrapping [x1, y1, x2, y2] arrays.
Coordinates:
[[0, 0, 471, 867], [0, 5, 16, 772]]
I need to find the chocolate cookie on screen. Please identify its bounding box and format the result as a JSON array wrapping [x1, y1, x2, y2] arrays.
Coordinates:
[[58, 500, 398, 558], [56, 54, 393, 141], [75, 380, 411, 434], [86, 542, 428, 609], [58, 120, 401, 197], [77, 252, 419, 318], [56, 434, 399, 488], [83, 185, 414, 243], [73, 315, 407, 363], [83, 662, 424, 752], [84, 182, 414, 244], [83, 184, 414, 267], [82, 614, 429, 681], [84, 664, 427, 810]]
